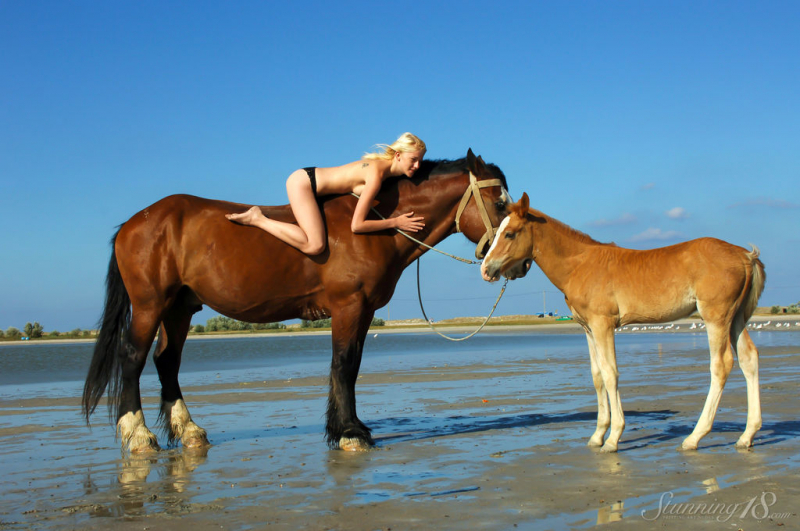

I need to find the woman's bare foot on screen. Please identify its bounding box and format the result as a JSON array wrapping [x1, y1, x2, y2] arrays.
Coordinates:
[[226, 206, 265, 226]]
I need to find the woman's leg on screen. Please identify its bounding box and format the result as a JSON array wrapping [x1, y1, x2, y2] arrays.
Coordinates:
[[226, 170, 326, 255]]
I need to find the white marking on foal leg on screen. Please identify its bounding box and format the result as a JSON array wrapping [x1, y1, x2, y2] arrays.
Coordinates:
[[585, 333, 609, 447], [681, 325, 733, 450], [593, 327, 623, 453], [735, 330, 762, 448], [117, 410, 160, 453], [165, 399, 209, 448]]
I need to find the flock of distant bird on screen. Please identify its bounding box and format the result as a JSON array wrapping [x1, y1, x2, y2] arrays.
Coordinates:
[[616, 320, 800, 333]]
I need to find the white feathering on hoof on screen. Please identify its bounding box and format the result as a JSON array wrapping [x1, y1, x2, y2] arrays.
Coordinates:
[[166, 399, 210, 448], [117, 410, 160, 453]]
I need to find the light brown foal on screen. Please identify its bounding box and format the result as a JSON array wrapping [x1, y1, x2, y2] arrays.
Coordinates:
[[482, 193, 766, 453]]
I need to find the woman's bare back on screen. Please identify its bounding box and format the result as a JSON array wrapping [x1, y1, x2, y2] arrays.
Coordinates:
[[314, 159, 391, 196]]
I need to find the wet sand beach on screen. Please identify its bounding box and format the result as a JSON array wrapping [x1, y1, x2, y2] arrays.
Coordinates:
[[0, 326, 798, 530]]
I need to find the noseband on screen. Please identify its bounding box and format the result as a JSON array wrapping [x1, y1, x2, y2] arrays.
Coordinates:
[[454, 172, 505, 259]]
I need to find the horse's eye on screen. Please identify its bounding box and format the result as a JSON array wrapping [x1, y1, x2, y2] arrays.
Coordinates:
[[495, 201, 506, 211], [504, 232, 516, 240]]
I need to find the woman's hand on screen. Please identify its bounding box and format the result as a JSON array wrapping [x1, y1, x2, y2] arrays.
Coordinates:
[[394, 211, 425, 232]]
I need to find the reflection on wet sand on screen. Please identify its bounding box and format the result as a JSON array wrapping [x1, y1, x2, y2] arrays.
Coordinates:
[[597, 501, 624, 525], [109, 447, 210, 517]]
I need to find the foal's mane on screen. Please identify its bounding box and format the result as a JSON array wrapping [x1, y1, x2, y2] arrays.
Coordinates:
[[531, 209, 611, 246]]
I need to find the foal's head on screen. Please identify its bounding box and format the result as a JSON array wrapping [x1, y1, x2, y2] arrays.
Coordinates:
[[481, 192, 534, 282]]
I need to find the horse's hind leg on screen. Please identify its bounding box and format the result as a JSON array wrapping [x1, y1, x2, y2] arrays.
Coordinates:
[[681, 321, 734, 450], [154, 294, 209, 449], [118, 308, 162, 453], [734, 327, 761, 448], [585, 331, 610, 447]]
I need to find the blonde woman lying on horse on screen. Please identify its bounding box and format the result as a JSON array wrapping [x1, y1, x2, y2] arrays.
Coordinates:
[[226, 132, 427, 255]]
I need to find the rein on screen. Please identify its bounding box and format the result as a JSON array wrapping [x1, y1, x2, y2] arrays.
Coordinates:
[[350, 171, 508, 341]]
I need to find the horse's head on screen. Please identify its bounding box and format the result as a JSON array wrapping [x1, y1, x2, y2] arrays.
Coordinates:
[[481, 192, 535, 282], [455, 148, 513, 259]]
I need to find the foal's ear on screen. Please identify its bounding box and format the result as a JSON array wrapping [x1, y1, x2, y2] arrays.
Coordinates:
[[518, 192, 530, 214]]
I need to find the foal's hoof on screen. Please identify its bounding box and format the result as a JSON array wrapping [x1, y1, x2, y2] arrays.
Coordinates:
[[599, 444, 618, 454], [339, 437, 372, 452]]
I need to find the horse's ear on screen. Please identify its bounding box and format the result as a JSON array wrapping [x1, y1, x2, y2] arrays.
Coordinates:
[[466, 148, 477, 172], [519, 192, 530, 214]]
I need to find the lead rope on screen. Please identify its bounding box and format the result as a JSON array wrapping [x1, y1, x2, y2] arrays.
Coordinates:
[[350, 192, 508, 340], [416, 259, 508, 341]]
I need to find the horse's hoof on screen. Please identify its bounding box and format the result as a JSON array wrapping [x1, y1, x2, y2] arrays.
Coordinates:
[[735, 439, 753, 449], [678, 442, 698, 452], [599, 444, 618, 453], [587, 437, 604, 447], [183, 436, 210, 448], [130, 442, 160, 454], [339, 437, 371, 452]]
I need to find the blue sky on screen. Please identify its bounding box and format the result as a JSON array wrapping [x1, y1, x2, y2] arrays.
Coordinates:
[[2, 1, 798, 331]]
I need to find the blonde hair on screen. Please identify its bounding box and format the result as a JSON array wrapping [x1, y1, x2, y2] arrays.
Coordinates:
[[363, 132, 426, 160]]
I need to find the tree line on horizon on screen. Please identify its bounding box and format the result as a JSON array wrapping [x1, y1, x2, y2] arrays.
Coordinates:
[[190, 315, 385, 333], [3, 303, 794, 341], [1, 322, 95, 340]]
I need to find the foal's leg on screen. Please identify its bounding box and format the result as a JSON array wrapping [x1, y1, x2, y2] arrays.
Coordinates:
[[681, 322, 734, 450], [327, 300, 374, 451], [153, 303, 209, 449], [590, 323, 624, 453], [734, 327, 762, 448], [117, 307, 162, 453], [585, 332, 610, 447]]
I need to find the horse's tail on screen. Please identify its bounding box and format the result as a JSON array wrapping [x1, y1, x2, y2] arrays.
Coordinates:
[[739, 245, 766, 323], [82, 229, 131, 424]]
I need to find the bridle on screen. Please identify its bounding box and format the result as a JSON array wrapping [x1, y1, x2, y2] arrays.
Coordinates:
[[454, 172, 506, 259], [352, 170, 509, 341]]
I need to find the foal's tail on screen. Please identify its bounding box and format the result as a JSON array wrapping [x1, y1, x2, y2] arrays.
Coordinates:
[[82, 229, 131, 424], [739, 245, 766, 323]]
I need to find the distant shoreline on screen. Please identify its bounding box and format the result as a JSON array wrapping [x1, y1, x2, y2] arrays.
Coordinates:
[[2, 314, 798, 347]]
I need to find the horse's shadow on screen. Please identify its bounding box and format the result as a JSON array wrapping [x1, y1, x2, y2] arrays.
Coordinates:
[[371, 409, 677, 446]]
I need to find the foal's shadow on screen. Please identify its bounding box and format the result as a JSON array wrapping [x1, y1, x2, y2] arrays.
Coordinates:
[[617, 419, 800, 451], [372, 409, 676, 445]]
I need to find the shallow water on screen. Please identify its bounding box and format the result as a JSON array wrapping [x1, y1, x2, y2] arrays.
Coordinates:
[[1, 330, 798, 530]]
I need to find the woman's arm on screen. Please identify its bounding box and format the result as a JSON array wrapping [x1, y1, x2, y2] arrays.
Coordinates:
[[351, 174, 425, 234]]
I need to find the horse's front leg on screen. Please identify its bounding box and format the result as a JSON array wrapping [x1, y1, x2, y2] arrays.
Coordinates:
[[589, 322, 624, 453], [326, 300, 375, 452], [585, 331, 610, 447]]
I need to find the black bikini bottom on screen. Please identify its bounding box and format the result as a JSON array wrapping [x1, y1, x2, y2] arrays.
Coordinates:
[[302, 167, 317, 196]]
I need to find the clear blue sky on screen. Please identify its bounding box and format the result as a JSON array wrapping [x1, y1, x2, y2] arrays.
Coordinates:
[[2, 1, 798, 331]]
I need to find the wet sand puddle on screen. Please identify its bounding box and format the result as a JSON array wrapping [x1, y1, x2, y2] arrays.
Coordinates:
[[0, 331, 798, 529]]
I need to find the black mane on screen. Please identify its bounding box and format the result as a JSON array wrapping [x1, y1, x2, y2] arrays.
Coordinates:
[[415, 157, 508, 190]]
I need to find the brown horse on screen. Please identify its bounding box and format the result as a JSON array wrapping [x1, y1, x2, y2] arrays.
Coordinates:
[[481, 193, 765, 452], [82, 149, 511, 453]]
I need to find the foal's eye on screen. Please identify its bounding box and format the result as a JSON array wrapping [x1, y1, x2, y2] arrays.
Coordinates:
[[504, 232, 516, 240]]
